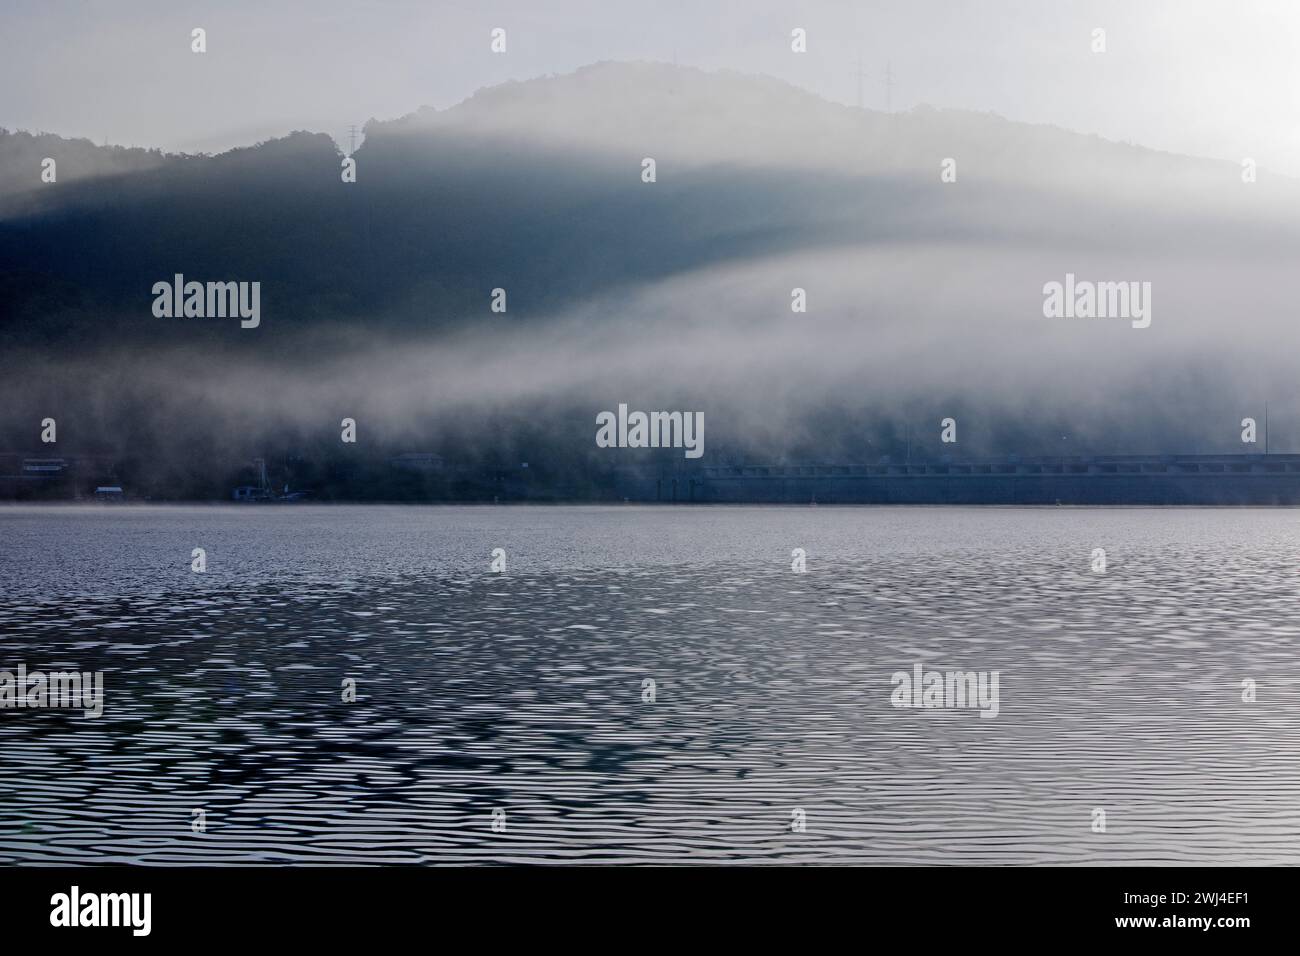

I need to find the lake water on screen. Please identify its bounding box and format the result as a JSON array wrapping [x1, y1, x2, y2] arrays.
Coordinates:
[[1, 504, 1297, 865]]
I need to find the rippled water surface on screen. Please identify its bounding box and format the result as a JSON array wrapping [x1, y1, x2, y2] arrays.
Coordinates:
[[1, 504, 1298, 864]]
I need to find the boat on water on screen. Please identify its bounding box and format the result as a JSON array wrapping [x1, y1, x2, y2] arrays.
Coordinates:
[[232, 458, 308, 503]]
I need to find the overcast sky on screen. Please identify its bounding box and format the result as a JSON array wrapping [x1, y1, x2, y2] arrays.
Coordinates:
[[2, 0, 1298, 175]]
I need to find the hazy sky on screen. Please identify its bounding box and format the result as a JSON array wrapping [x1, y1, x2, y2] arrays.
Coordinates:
[[2, 0, 1298, 173]]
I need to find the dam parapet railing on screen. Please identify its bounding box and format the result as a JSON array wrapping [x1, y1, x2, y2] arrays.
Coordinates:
[[699, 453, 1300, 480]]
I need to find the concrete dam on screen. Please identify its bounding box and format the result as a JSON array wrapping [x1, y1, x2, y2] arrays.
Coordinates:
[[617, 454, 1300, 505]]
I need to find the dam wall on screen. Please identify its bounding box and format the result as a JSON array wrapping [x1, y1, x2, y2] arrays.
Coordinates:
[[616, 455, 1300, 505]]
